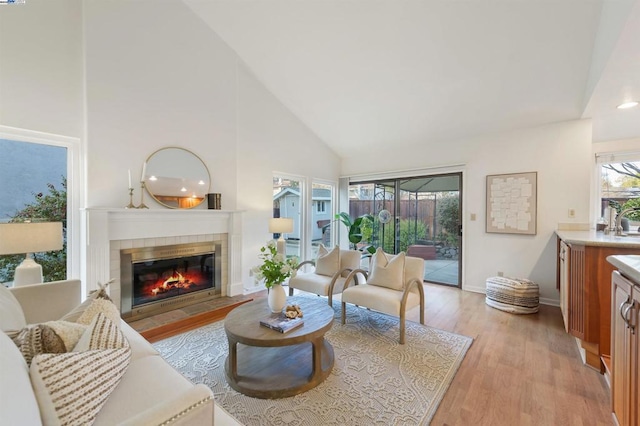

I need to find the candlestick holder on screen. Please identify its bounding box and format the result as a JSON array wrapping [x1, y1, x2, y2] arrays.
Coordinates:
[[125, 188, 136, 209], [137, 182, 149, 209]]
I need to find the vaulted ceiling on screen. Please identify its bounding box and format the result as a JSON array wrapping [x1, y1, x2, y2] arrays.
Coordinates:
[[185, 0, 640, 158]]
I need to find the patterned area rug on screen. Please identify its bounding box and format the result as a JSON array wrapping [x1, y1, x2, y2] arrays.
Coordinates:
[[153, 296, 473, 426]]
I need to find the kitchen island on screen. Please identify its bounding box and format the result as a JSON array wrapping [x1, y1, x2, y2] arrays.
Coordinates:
[[555, 230, 640, 372]]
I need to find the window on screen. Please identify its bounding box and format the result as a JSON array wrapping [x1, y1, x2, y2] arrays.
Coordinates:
[[0, 126, 81, 285], [311, 181, 335, 258], [597, 152, 640, 231], [273, 175, 303, 260], [0, 139, 67, 283]]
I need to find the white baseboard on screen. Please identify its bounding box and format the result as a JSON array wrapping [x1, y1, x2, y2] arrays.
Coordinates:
[[228, 281, 245, 297]]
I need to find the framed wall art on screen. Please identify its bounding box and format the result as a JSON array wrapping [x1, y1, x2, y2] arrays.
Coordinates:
[[486, 171, 537, 235]]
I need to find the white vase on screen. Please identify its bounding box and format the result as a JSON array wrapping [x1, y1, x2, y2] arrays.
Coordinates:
[[268, 283, 287, 313]]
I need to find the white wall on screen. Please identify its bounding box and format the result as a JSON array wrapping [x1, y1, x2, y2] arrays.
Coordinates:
[[342, 119, 593, 304], [84, 0, 239, 209], [1, 0, 341, 294], [84, 0, 342, 292], [236, 64, 341, 292], [0, 0, 82, 137]]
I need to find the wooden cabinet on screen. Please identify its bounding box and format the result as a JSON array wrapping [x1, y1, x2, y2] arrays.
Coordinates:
[[557, 237, 640, 371], [611, 271, 639, 426]]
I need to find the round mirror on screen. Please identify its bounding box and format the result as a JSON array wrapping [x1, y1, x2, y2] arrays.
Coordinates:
[[143, 147, 211, 209]]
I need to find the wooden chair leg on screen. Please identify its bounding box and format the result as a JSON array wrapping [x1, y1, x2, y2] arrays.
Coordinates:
[[289, 287, 294, 296], [420, 299, 425, 325], [399, 310, 406, 344], [328, 293, 333, 306], [341, 302, 346, 324]]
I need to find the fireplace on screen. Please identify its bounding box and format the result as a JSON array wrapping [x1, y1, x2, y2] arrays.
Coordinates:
[[120, 241, 222, 321]]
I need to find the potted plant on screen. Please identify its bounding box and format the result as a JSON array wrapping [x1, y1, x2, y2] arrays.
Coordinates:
[[324, 212, 376, 254], [252, 240, 299, 312]]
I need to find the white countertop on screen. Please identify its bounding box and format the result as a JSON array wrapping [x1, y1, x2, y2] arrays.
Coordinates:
[[607, 255, 640, 284], [555, 230, 640, 249]]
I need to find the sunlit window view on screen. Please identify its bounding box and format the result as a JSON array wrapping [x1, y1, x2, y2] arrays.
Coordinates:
[[0, 139, 68, 284], [600, 161, 640, 232]]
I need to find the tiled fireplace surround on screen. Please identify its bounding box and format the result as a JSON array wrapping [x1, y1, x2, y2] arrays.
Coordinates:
[[82, 209, 244, 315]]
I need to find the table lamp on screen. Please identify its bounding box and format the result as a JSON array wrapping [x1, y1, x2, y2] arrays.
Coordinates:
[[0, 222, 63, 286], [269, 218, 294, 255]]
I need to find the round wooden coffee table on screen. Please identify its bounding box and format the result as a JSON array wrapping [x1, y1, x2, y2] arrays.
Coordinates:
[[224, 297, 334, 399]]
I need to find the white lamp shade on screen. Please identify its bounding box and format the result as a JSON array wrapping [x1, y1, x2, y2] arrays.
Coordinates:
[[269, 218, 294, 234], [0, 222, 63, 255]]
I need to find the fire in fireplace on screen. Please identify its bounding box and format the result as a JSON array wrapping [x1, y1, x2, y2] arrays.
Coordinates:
[[120, 241, 222, 321]]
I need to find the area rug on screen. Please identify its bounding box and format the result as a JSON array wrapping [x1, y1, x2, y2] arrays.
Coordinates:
[[153, 296, 473, 426]]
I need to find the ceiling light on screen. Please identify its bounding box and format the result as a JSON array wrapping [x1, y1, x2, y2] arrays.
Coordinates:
[[181, 187, 187, 192], [149, 176, 158, 181], [617, 101, 639, 109], [198, 180, 205, 185]]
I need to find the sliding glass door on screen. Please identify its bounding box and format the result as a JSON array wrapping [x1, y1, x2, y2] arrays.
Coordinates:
[[349, 173, 462, 287]]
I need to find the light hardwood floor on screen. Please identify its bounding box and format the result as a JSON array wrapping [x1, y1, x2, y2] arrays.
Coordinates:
[[414, 283, 612, 425]]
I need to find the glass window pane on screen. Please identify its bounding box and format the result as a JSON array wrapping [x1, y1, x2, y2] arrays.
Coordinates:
[[0, 139, 68, 283], [601, 160, 640, 230], [273, 175, 302, 260], [311, 182, 334, 258]]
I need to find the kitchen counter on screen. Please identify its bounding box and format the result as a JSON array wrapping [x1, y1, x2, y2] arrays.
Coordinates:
[[607, 255, 640, 283], [556, 231, 640, 371], [555, 230, 640, 249]]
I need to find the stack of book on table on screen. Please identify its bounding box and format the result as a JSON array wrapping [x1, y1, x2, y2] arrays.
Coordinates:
[[260, 314, 304, 333]]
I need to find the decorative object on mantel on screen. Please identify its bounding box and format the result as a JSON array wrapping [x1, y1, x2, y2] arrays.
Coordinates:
[[252, 240, 298, 313], [125, 170, 136, 209], [143, 147, 211, 209], [486, 171, 537, 235], [207, 193, 222, 210], [137, 181, 149, 209]]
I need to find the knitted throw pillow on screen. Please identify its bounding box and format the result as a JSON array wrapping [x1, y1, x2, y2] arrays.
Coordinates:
[[60, 279, 113, 323], [367, 248, 406, 291], [12, 321, 86, 366], [76, 298, 120, 328]]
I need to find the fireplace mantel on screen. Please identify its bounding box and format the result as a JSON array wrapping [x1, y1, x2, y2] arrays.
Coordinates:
[[81, 208, 243, 304]]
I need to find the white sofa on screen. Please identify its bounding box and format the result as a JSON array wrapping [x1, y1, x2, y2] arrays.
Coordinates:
[[0, 279, 241, 425]]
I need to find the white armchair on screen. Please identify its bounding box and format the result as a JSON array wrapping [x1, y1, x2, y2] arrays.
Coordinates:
[[288, 245, 362, 306], [341, 248, 425, 344]]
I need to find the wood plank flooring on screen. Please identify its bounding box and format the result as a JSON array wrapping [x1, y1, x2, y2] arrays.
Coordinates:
[[415, 283, 612, 425]]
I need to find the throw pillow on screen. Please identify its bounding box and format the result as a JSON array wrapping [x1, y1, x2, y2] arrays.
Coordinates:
[[30, 313, 130, 426], [315, 244, 340, 277], [76, 298, 120, 328], [74, 312, 129, 352], [44, 320, 88, 350], [60, 279, 113, 323], [0, 283, 27, 338], [367, 248, 406, 291], [13, 323, 68, 366]]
